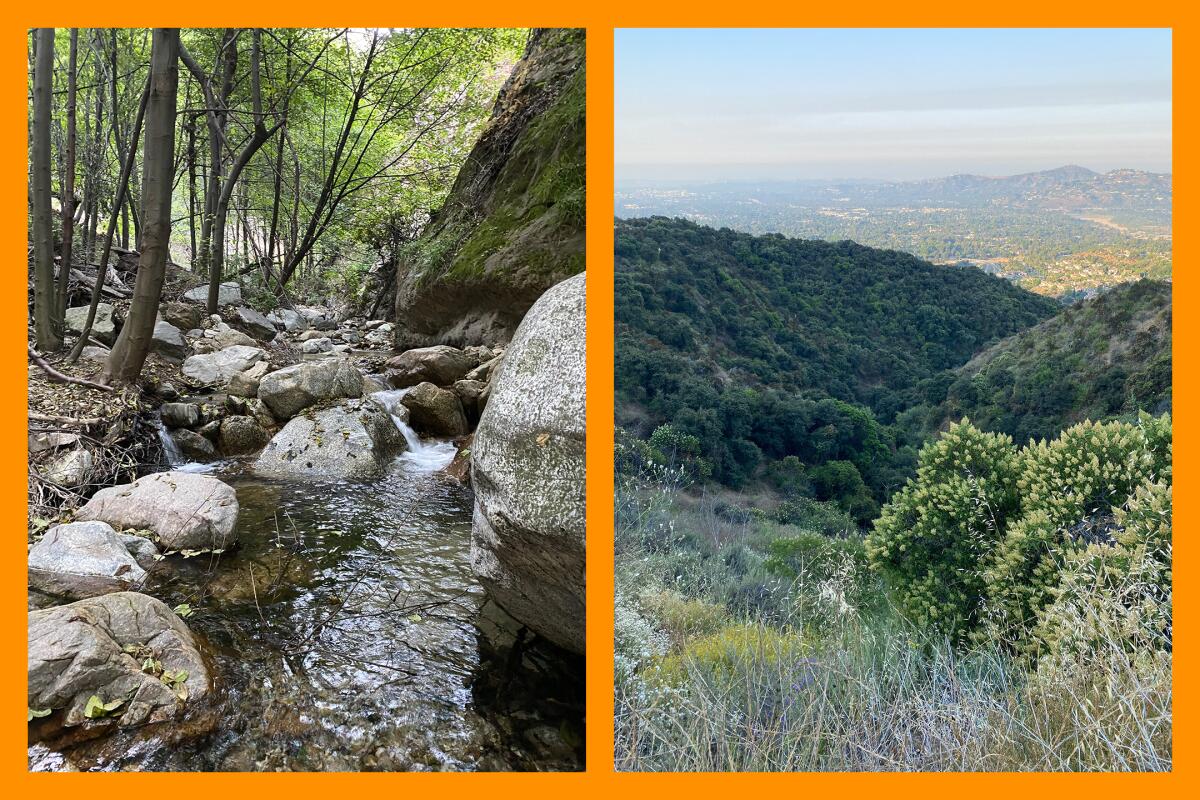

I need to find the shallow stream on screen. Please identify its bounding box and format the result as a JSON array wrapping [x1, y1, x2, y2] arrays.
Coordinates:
[[31, 397, 584, 772]]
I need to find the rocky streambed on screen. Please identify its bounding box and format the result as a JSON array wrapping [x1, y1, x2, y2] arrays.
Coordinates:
[[28, 275, 586, 772]]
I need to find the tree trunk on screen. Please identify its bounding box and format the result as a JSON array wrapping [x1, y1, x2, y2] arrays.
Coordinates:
[[103, 29, 178, 384], [31, 28, 60, 351], [57, 29, 78, 323]]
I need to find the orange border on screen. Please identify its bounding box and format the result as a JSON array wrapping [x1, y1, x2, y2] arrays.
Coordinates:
[[0, 5, 1190, 794]]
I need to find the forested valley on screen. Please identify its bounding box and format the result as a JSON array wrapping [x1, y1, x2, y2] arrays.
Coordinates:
[[27, 27, 586, 772], [614, 216, 1172, 771]]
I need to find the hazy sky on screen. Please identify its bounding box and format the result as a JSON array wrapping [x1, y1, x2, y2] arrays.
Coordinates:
[[615, 29, 1172, 182]]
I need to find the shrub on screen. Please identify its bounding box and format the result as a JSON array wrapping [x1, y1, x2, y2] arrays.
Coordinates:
[[648, 622, 808, 688], [980, 415, 1172, 646], [866, 420, 1022, 637], [639, 589, 729, 647]]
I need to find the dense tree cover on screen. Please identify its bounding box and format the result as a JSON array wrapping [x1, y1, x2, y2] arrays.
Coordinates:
[[902, 279, 1172, 445], [616, 216, 1058, 513], [28, 27, 526, 381]]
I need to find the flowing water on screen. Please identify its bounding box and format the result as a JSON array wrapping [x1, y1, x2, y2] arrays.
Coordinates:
[[33, 399, 584, 772]]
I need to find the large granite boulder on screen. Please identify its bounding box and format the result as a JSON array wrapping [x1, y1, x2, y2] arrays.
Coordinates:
[[257, 358, 363, 421], [253, 400, 405, 480], [181, 345, 266, 386], [386, 345, 478, 388], [76, 471, 239, 551], [183, 281, 241, 305], [28, 522, 158, 600], [228, 360, 270, 398], [470, 274, 585, 653], [28, 592, 210, 730], [400, 382, 469, 436], [230, 306, 276, 341], [64, 303, 117, 346], [159, 301, 204, 333], [151, 320, 189, 361], [267, 308, 307, 332], [40, 448, 94, 488]]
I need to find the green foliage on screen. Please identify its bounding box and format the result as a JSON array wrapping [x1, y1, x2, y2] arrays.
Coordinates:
[[649, 622, 808, 688], [868, 414, 1172, 651], [866, 421, 1022, 637], [638, 589, 729, 647]]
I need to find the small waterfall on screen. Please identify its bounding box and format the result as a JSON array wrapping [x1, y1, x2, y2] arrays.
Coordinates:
[[153, 417, 186, 467], [371, 388, 458, 472]]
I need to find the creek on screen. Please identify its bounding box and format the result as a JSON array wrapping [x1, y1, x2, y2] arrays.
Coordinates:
[[31, 390, 584, 771]]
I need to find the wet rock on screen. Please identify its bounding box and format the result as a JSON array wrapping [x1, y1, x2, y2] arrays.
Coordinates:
[[28, 521, 155, 599], [443, 434, 473, 485], [76, 471, 239, 551], [183, 281, 241, 305], [151, 320, 189, 362], [218, 415, 271, 456], [40, 448, 93, 488], [253, 399, 405, 480], [471, 274, 585, 653], [386, 345, 478, 388], [181, 345, 267, 386], [28, 592, 210, 732], [171, 430, 216, 461], [230, 306, 276, 341], [245, 398, 277, 429], [64, 303, 117, 346], [228, 360, 270, 398], [257, 358, 363, 421], [155, 382, 180, 401], [300, 337, 334, 354], [400, 382, 469, 436], [161, 402, 202, 429]]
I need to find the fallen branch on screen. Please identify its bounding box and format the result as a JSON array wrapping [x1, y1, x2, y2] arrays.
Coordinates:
[[28, 345, 114, 393], [29, 411, 106, 426]]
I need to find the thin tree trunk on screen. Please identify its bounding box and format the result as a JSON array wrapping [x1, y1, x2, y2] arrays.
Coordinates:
[[104, 28, 179, 384], [57, 29, 78, 323], [31, 28, 60, 351], [68, 73, 151, 362]]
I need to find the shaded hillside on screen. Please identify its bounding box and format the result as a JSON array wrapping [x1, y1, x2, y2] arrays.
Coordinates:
[[615, 217, 1059, 503], [393, 28, 585, 348], [912, 279, 1172, 444]]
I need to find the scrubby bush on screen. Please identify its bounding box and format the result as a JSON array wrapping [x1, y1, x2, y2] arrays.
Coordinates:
[[639, 589, 729, 647], [866, 420, 1022, 637], [649, 622, 808, 688]]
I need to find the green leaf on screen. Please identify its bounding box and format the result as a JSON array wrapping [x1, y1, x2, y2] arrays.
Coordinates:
[[407, 614, 422, 623], [83, 695, 105, 719], [173, 603, 194, 618], [28, 707, 51, 721]]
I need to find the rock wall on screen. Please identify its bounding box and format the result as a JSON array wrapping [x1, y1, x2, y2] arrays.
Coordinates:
[[393, 28, 585, 349], [470, 273, 585, 653]]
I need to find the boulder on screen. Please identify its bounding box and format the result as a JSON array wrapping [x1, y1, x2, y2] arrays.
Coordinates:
[[170, 429, 216, 461], [257, 358, 363, 420], [228, 360, 270, 398], [181, 345, 266, 386], [386, 345, 477, 388], [76, 471, 239, 551], [217, 415, 271, 456], [80, 345, 110, 363], [453, 379, 488, 424], [267, 308, 307, 332], [297, 330, 326, 342], [40, 448, 93, 488], [470, 274, 585, 653], [183, 282, 241, 305], [28, 521, 157, 599], [158, 301, 204, 333], [150, 320, 189, 362], [363, 319, 388, 331], [212, 328, 257, 349], [161, 402, 202, 429], [253, 400, 405, 480], [230, 306, 276, 340], [28, 592, 210, 731], [64, 303, 117, 346], [464, 355, 502, 383], [300, 337, 334, 354], [400, 382, 469, 436]]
